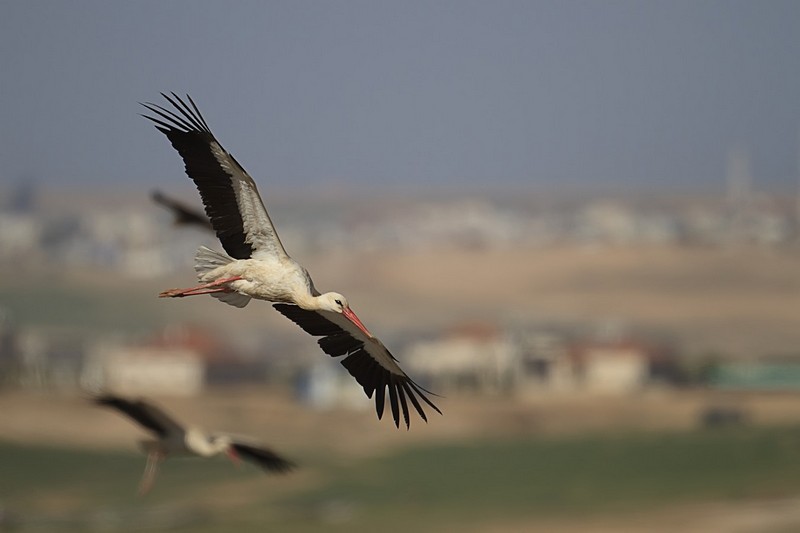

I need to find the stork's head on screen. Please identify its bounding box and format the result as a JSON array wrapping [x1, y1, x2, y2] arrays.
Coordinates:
[[207, 434, 241, 466], [318, 292, 349, 313], [208, 433, 232, 449], [318, 292, 373, 339]]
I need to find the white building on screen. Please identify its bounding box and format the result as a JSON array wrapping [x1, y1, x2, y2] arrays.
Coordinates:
[[296, 361, 369, 411], [404, 323, 521, 393], [83, 343, 204, 396], [0, 212, 42, 257], [578, 343, 649, 394]]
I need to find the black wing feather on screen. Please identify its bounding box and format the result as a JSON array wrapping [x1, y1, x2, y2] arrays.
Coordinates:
[[401, 381, 428, 423], [164, 93, 208, 132], [186, 94, 212, 131], [93, 394, 179, 438], [387, 376, 400, 427], [374, 376, 386, 419], [396, 379, 410, 428], [273, 303, 441, 428], [230, 441, 295, 473]]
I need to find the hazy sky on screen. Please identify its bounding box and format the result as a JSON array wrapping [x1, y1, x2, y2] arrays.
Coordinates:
[[2, 1, 799, 193]]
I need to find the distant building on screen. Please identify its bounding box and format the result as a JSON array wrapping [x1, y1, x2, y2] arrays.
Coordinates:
[[84, 344, 204, 397], [573, 202, 681, 246], [517, 330, 576, 392], [576, 202, 639, 245], [518, 333, 656, 394], [0, 213, 42, 257], [0, 309, 20, 388], [80, 324, 273, 395], [404, 322, 521, 393], [294, 361, 368, 411], [0, 328, 85, 391], [403, 322, 665, 396], [710, 360, 800, 391], [573, 341, 650, 394]]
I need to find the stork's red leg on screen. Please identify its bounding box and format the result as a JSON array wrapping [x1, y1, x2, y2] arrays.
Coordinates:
[[138, 451, 163, 496], [159, 276, 243, 298]]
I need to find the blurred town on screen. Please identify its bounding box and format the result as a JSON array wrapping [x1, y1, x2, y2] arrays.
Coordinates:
[[1, 145, 800, 409], [3, 153, 800, 532]]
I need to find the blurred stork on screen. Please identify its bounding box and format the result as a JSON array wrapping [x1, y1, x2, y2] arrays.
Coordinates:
[[151, 189, 213, 231], [94, 394, 294, 495]]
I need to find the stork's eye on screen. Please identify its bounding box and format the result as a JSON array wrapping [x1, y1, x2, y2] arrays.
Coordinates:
[[334, 299, 343, 306]]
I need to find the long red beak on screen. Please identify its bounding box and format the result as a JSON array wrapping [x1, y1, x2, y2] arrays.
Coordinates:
[[226, 447, 241, 468], [343, 306, 373, 338]]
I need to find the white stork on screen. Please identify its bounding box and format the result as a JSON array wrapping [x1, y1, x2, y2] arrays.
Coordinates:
[[94, 394, 294, 495], [141, 93, 440, 429]]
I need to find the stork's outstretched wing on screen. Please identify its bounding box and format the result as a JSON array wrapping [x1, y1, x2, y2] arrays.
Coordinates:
[[229, 439, 296, 473], [94, 394, 185, 439], [274, 304, 441, 428], [142, 93, 287, 260]]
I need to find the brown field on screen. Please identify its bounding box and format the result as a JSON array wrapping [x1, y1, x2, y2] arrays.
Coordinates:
[[3, 386, 800, 456], [343, 244, 800, 356], [27, 243, 800, 356]]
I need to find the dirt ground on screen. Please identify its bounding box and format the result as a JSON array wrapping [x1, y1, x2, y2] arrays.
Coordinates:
[[487, 497, 800, 533], [3, 387, 800, 455]]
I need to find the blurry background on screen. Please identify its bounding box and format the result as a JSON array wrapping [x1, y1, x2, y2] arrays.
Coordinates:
[[2, 1, 800, 531]]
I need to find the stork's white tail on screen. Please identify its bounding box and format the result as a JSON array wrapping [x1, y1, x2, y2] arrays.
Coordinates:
[[194, 245, 233, 275], [194, 246, 251, 308]]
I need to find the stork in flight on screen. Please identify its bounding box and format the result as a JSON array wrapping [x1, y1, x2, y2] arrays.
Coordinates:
[[94, 394, 294, 495], [151, 189, 213, 231], [141, 93, 440, 428]]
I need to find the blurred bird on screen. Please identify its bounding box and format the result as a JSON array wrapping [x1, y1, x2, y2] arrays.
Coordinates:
[[151, 189, 213, 231], [94, 394, 294, 495], [141, 93, 440, 428]]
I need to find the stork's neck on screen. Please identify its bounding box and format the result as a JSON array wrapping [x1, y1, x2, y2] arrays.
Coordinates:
[[294, 292, 324, 311]]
